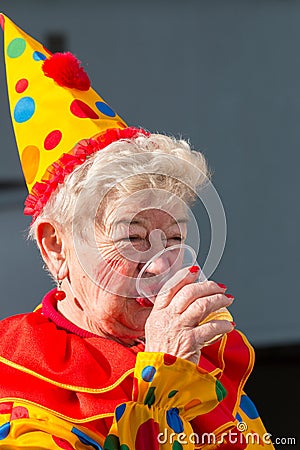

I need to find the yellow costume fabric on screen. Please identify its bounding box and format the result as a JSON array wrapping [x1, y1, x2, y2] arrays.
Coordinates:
[[0, 351, 274, 449]]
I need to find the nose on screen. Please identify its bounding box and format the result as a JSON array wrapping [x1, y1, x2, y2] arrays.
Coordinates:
[[145, 252, 171, 276], [148, 228, 166, 252]]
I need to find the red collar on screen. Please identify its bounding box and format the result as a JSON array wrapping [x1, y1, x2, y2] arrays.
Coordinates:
[[42, 289, 99, 338]]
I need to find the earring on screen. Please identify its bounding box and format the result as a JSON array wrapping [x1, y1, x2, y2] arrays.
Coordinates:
[[55, 277, 66, 301]]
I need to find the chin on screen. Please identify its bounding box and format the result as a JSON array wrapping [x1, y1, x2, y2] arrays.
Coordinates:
[[129, 304, 151, 327]]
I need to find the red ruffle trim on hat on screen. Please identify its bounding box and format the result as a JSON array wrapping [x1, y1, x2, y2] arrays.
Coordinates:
[[24, 127, 150, 222]]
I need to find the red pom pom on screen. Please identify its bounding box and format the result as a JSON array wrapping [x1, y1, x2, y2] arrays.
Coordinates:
[[42, 52, 90, 91]]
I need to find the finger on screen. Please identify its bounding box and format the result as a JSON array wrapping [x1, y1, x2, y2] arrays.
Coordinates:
[[180, 293, 234, 327], [193, 319, 234, 347], [154, 265, 200, 310], [171, 280, 229, 314]]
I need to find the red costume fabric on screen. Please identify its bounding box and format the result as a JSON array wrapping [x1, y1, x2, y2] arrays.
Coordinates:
[[0, 289, 259, 448]]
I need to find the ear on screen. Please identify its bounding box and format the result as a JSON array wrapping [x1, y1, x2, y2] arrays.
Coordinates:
[[35, 220, 69, 279]]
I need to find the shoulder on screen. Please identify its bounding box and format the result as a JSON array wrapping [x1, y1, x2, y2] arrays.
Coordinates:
[[0, 309, 70, 359]]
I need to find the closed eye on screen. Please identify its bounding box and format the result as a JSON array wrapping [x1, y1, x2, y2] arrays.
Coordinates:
[[121, 236, 144, 242]]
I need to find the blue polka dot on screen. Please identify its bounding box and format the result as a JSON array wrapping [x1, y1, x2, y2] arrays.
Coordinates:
[[33, 51, 47, 61], [236, 412, 243, 423], [141, 365, 156, 382], [0, 422, 10, 440], [239, 395, 259, 419], [115, 403, 126, 422], [95, 101, 116, 117], [14, 97, 36, 123], [166, 408, 184, 433], [71, 427, 102, 450]]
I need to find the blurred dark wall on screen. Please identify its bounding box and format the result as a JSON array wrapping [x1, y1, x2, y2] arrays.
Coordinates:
[[1, 0, 299, 344]]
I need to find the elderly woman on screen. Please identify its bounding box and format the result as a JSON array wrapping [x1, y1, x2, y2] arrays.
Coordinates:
[[0, 13, 273, 450]]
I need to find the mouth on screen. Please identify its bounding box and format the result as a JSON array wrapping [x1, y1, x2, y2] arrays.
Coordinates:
[[135, 297, 154, 307]]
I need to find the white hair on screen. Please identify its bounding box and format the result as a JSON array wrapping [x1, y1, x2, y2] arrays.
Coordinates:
[[29, 132, 211, 241]]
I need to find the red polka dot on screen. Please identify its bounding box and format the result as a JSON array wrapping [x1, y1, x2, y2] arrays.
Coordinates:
[[15, 78, 29, 93], [11, 406, 29, 420], [117, 121, 127, 128], [135, 419, 159, 450], [133, 376, 139, 402], [70, 100, 99, 119], [0, 402, 13, 415], [44, 130, 62, 150], [52, 436, 74, 449], [164, 353, 177, 365], [0, 14, 5, 31]]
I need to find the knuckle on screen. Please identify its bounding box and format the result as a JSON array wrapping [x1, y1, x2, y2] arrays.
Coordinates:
[[180, 283, 197, 297], [215, 293, 225, 302], [196, 297, 210, 313], [180, 282, 201, 297], [207, 280, 217, 290], [209, 320, 219, 330]]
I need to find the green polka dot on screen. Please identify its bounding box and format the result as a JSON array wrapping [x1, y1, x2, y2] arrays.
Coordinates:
[[168, 390, 178, 398], [216, 379, 227, 401], [7, 38, 26, 58], [104, 433, 120, 450], [120, 445, 130, 450], [144, 386, 156, 407], [173, 441, 183, 450]]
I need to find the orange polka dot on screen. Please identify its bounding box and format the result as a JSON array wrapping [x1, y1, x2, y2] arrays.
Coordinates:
[[184, 398, 202, 411], [21, 145, 40, 185]]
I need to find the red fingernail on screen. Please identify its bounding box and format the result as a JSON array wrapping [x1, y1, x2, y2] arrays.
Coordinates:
[[217, 283, 227, 290], [189, 265, 200, 273], [231, 321, 236, 327], [225, 294, 235, 299]]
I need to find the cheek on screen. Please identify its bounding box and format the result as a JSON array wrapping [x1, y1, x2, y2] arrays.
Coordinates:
[[92, 244, 139, 297], [99, 244, 137, 276], [105, 258, 134, 276]]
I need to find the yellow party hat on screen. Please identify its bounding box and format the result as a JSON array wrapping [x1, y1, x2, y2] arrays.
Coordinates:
[[1, 13, 147, 220]]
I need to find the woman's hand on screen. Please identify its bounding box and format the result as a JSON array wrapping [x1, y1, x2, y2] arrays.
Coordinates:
[[144, 268, 235, 365]]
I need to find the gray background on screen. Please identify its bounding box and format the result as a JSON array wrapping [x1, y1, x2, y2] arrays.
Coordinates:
[[0, 0, 299, 348]]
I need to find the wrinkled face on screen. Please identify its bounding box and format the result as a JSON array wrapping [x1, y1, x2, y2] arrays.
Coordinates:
[[66, 193, 188, 341], [97, 207, 188, 297]]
